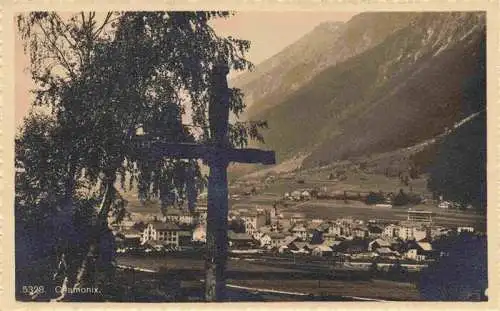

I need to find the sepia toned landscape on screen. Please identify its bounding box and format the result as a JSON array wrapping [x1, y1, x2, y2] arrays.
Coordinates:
[[15, 11, 487, 302]]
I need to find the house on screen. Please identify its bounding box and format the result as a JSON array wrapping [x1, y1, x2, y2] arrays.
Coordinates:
[[141, 222, 193, 248], [367, 225, 383, 238], [280, 235, 299, 248], [307, 221, 323, 231], [257, 233, 272, 247], [163, 208, 197, 225], [317, 222, 331, 233], [336, 217, 355, 225], [328, 222, 351, 237], [312, 244, 334, 257], [457, 226, 475, 233], [438, 201, 452, 209], [375, 247, 399, 258], [301, 190, 311, 200], [383, 224, 400, 238], [322, 233, 337, 245], [290, 213, 306, 225], [397, 222, 428, 241], [240, 211, 267, 235], [368, 238, 392, 252], [269, 232, 287, 249], [268, 205, 279, 224], [144, 240, 166, 252], [290, 224, 308, 240], [328, 223, 342, 236], [351, 252, 378, 260], [289, 241, 312, 254], [195, 205, 208, 222], [115, 228, 142, 248], [111, 219, 137, 232], [277, 218, 292, 232], [257, 225, 273, 235], [430, 226, 451, 239], [338, 239, 368, 254], [178, 229, 193, 247], [404, 241, 434, 261], [228, 231, 255, 248], [291, 191, 302, 201], [352, 226, 368, 239]]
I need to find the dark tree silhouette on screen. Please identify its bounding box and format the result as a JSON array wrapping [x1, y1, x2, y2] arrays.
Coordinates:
[[418, 233, 487, 300], [427, 35, 486, 211], [16, 11, 264, 302]]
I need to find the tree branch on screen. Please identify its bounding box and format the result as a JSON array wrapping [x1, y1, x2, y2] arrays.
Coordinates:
[[36, 20, 77, 80], [92, 12, 114, 40]]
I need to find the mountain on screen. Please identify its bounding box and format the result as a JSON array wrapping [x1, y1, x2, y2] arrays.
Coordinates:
[[239, 12, 485, 172], [231, 12, 417, 118]]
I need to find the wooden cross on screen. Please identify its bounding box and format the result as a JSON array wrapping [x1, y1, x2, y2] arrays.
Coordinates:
[[136, 64, 275, 301]]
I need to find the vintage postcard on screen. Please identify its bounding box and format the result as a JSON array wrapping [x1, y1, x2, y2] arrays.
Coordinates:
[[1, 0, 499, 310]]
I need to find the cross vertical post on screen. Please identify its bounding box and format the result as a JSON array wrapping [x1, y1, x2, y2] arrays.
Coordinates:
[[135, 63, 275, 301], [204, 64, 231, 301]]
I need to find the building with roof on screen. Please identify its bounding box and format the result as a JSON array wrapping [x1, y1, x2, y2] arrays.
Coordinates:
[[256, 233, 272, 247], [457, 226, 475, 233], [268, 232, 288, 248], [398, 222, 429, 241], [162, 208, 198, 225], [322, 232, 337, 246], [352, 226, 368, 239], [115, 228, 142, 248], [383, 224, 400, 238], [312, 244, 334, 257], [407, 209, 434, 225], [328, 223, 351, 237], [290, 213, 307, 225], [289, 241, 312, 254], [404, 241, 434, 261], [368, 238, 392, 251], [195, 205, 208, 222], [290, 223, 308, 240], [141, 222, 192, 247], [228, 231, 255, 248], [240, 211, 267, 236], [368, 225, 383, 238], [430, 226, 451, 239], [316, 222, 331, 233], [375, 247, 399, 258]]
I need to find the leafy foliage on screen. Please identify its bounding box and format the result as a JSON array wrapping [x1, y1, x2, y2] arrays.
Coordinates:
[[418, 233, 487, 300], [15, 11, 263, 300], [427, 36, 486, 210], [16, 11, 263, 219]]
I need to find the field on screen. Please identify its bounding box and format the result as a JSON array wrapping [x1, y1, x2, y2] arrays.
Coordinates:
[[116, 254, 422, 301]]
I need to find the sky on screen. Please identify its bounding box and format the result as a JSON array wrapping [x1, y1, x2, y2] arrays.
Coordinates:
[[15, 11, 357, 128]]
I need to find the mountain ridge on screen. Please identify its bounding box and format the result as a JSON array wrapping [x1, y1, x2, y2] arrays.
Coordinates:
[[231, 12, 419, 119], [231, 12, 485, 178]]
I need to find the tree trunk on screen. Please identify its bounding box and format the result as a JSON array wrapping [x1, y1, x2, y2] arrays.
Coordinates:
[[50, 164, 78, 301], [74, 180, 115, 286], [204, 160, 229, 301], [52, 179, 115, 301]]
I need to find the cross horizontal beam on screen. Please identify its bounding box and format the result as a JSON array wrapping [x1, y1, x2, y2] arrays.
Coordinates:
[[135, 141, 276, 165]]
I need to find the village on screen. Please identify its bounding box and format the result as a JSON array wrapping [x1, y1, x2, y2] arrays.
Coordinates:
[[112, 183, 481, 275]]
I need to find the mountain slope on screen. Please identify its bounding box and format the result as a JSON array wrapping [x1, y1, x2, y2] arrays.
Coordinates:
[[246, 12, 485, 168], [231, 12, 418, 118]]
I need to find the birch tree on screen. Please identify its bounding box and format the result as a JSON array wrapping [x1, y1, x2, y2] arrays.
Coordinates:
[[16, 11, 265, 301]]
